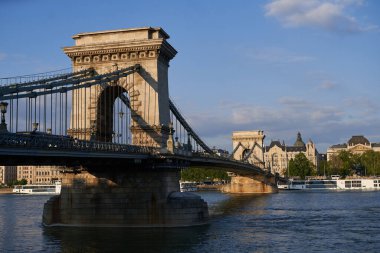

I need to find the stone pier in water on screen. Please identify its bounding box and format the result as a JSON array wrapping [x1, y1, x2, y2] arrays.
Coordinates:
[[222, 175, 278, 193], [43, 168, 208, 227]]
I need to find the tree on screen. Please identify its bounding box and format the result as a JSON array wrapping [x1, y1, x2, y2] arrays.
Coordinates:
[[317, 159, 329, 176], [181, 168, 230, 182], [19, 179, 27, 185], [327, 154, 344, 176], [288, 153, 315, 179], [338, 150, 356, 176], [361, 150, 380, 176], [327, 150, 364, 177], [10, 178, 28, 186]]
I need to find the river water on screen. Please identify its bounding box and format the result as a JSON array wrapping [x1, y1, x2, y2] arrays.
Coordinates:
[[1, 190, 380, 252]]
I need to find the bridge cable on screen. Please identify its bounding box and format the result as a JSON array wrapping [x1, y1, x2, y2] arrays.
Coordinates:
[[168, 99, 213, 154]]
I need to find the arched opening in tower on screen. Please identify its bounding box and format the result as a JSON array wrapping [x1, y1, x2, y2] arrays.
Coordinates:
[[97, 86, 131, 144]]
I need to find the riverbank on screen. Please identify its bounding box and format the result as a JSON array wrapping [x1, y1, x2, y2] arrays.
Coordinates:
[[0, 188, 12, 194]]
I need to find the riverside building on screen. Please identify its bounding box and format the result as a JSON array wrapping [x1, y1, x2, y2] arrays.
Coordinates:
[[17, 166, 64, 184], [264, 132, 319, 177], [327, 135, 380, 161], [232, 131, 319, 177], [0, 166, 17, 185]]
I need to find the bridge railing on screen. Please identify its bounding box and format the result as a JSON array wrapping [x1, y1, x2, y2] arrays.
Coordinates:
[[191, 151, 270, 175], [0, 132, 158, 154], [0, 68, 73, 87], [192, 151, 253, 165]]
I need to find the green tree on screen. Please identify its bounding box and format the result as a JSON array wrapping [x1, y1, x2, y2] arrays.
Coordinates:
[[19, 179, 27, 185], [288, 153, 315, 179], [361, 150, 380, 176], [181, 168, 229, 182], [327, 154, 343, 176], [317, 159, 329, 176], [9, 178, 28, 186], [338, 150, 355, 176], [327, 150, 362, 177]]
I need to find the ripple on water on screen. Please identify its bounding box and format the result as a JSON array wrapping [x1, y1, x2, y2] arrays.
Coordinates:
[[1, 191, 380, 252]]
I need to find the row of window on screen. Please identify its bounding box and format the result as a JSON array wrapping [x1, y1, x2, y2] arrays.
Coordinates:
[[36, 178, 52, 182], [17, 171, 61, 176], [345, 181, 362, 188]]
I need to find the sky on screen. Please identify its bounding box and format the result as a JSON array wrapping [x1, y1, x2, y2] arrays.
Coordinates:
[[0, 0, 379, 153]]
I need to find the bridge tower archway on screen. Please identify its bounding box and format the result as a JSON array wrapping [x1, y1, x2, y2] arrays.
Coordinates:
[[232, 130, 266, 168], [94, 85, 131, 143], [64, 27, 177, 148]]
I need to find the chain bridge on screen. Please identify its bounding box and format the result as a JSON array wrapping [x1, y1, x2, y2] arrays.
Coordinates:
[[0, 27, 277, 227]]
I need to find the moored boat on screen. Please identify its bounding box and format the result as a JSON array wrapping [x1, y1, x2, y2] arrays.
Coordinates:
[[179, 181, 198, 192], [12, 181, 61, 195], [279, 178, 380, 191]]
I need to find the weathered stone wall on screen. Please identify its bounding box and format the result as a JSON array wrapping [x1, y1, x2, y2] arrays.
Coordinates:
[[43, 169, 208, 227], [222, 175, 278, 194]]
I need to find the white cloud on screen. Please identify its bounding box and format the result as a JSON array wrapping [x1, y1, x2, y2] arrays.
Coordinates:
[[278, 97, 311, 108], [248, 47, 315, 64], [183, 95, 380, 152], [265, 0, 375, 33]]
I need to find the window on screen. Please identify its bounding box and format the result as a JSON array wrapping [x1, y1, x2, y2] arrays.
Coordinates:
[[352, 181, 361, 187]]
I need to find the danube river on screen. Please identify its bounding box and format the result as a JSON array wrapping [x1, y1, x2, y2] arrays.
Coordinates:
[[1, 190, 380, 252]]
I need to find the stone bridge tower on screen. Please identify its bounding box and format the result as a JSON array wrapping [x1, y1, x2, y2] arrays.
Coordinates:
[[64, 27, 177, 148], [43, 28, 209, 228], [232, 130, 265, 168], [225, 130, 276, 193]]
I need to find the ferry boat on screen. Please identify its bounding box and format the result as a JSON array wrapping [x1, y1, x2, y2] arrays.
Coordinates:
[[179, 181, 198, 192], [12, 181, 61, 195], [279, 178, 380, 191]]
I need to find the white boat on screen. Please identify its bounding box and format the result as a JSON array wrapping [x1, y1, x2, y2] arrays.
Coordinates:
[[279, 178, 380, 191], [12, 181, 61, 195], [180, 181, 198, 192]]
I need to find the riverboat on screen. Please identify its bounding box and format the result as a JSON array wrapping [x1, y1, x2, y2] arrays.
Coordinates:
[[179, 181, 198, 192], [279, 178, 380, 191], [12, 181, 61, 195]]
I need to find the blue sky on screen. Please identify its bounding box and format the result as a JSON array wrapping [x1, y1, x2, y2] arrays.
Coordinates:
[[0, 0, 379, 153]]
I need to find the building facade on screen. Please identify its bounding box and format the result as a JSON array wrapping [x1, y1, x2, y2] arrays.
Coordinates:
[[17, 166, 64, 184], [0, 166, 17, 185], [264, 132, 319, 177], [327, 135, 380, 161]]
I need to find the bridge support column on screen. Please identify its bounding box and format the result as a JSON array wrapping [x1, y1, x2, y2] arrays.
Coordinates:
[[43, 168, 208, 227], [222, 175, 278, 193]]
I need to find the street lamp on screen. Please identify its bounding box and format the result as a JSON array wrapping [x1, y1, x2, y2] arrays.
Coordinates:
[[32, 122, 39, 132], [119, 111, 124, 143], [90, 122, 96, 141], [0, 102, 8, 132]]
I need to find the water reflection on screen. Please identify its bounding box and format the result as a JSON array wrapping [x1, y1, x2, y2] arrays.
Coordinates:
[[43, 225, 210, 253], [207, 193, 270, 217], [41, 192, 269, 253], [2, 191, 380, 252]]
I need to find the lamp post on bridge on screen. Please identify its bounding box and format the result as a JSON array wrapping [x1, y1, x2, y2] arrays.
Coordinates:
[[32, 122, 39, 132], [0, 102, 8, 132], [90, 122, 96, 141], [118, 110, 124, 143]]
